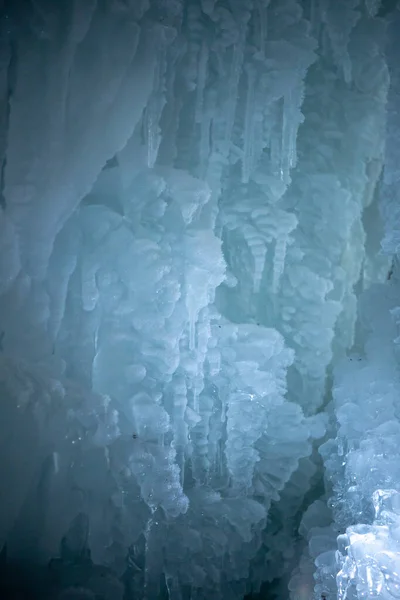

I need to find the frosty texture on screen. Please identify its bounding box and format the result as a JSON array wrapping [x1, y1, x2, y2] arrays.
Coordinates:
[[290, 7, 400, 600], [336, 489, 400, 600], [0, 1, 397, 599]]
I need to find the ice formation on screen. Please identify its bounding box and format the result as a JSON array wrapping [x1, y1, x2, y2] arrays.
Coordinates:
[[0, 0, 399, 599]]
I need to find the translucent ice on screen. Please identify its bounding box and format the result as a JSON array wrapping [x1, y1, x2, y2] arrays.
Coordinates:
[[0, 1, 397, 599]]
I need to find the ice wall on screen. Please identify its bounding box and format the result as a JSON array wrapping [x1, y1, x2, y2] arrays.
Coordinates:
[[289, 6, 400, 600], [0, 1, 397, 599]]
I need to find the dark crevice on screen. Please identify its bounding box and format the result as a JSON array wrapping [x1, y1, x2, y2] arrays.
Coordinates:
[[377, 0, 399, 18], [0, 31, 18, 211]]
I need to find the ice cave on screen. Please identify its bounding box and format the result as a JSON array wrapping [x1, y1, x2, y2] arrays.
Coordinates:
[[0, 0, 400, 598]]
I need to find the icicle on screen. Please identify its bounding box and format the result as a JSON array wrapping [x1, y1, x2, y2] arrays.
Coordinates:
[[52, 451, 59, 474], [146, 105, 162, 168], [272, 234, 288, 293], [308, 0, 323, 34], [170, 376, 188, 487], [184, 4, 203, 91], [199, 86, 214, 177], [190, 381, 215, 483], [146, 55, 166, 168], [104, 446, 110, 469], [192, 384, 199, 415], [242, 66, 256, 184], [280, 84, 304, 183], [223, 24, 247, 154], [145, 27, 174, 168], [165, 572, 183, 600], [200, 114, 211, 175], [250, 236, 267, 294], [257, 0, 271, 55], [281, 94, 292, 182], [195, 41, 209, 124], [188, 303, 196, 351], [322, 0, 360, 85]]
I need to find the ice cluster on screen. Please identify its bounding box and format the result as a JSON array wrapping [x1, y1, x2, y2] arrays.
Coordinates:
[[0, 0, 399, 599]]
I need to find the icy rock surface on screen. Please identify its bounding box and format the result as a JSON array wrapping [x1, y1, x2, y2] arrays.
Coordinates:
[[0, 0, 398, 599]]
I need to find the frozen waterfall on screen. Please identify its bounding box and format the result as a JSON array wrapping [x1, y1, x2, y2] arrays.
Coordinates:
[[0, 1, 399, 599]]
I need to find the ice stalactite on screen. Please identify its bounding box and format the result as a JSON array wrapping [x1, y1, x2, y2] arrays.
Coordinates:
[[145, 25, 176, 169], [320, 0, 361, 84], [0, 1, 396, 599]]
